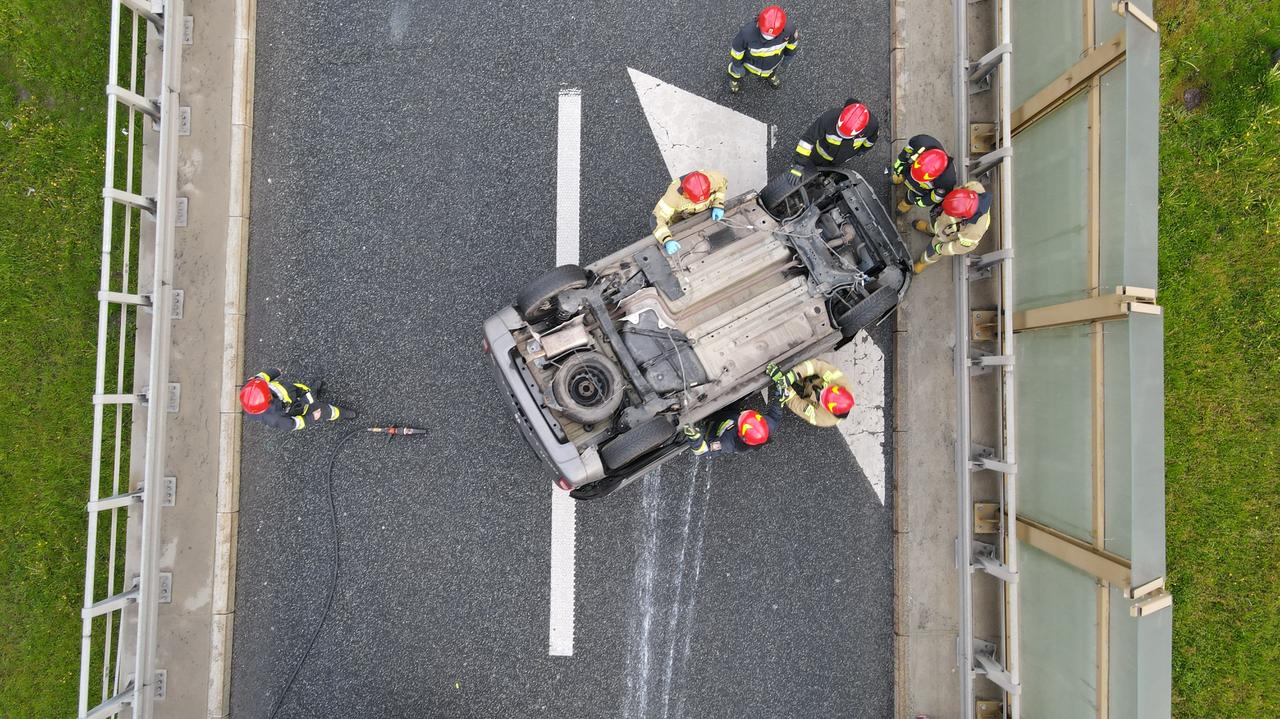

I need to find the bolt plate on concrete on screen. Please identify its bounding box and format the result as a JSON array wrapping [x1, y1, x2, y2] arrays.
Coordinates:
[[154, 669, 167, 700], [178, 106, 191, 136], [973, 502, 1000, 534], [162, 476, 176, 507], [175, 196, 188, 227], [158, 573, 172, 604], [970, 310, 996, 341], [183, 16, 193, 45], [166, 383, 181, 413], [976, 699, 1001, 719], [170, 289, 184, 320], [970, 122, 996, 155]]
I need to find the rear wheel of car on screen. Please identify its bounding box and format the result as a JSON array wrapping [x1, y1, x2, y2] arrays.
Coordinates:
[[835, 282, 900, 338], [516, 264, 589, 322], [599, 416, 676, 470], [551, 351, 624, 425]]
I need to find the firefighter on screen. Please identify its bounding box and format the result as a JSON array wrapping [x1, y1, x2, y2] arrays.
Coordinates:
[[787, 100, 879, 185], [680, 388, 786, 457], [891, 134, 956, 212], [766, 359, 855, 427], [238, 368, 356, 431], [651, 170, 729, 255], [913, 182, 993, 273], [727, 5, 800, 93]]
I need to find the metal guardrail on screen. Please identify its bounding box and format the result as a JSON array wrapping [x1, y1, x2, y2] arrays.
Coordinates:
[[954, 0, 1021, 717], [79, 0, 184, 716]]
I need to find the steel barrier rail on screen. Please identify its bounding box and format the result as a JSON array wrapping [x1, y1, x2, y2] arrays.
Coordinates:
[[78, 0, 183, 716], [953, 0, 1021, 717]]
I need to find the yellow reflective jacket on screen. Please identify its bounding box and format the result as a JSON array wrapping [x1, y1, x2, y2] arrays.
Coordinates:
[[651, 170, 729, 242], [784, 358, 847, 427]]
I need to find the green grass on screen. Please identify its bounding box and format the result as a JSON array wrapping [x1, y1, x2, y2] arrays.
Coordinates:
[[1157, 1, 1280, 716], [0, 0, 114, 715]]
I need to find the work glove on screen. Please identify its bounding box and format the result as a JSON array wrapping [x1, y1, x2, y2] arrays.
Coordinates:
[[710, 207, 724, 221], [765, 362, 786, 382], [787, 166, 805, 186], [680, 425, 705, 450], [663, 239, 682, 256], [769, 382, 792, 404]]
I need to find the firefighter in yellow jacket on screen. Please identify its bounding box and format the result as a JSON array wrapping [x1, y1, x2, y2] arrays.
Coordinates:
[[651, 170, 729, 254], [766, 358, 855, 428], [912, 181, 993, 273]]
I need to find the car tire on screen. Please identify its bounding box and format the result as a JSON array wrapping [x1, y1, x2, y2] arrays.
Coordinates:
[[516, 264, 589, 322], [872, 264, 906, 292], [551, 351, 625, 425], [759, 170, 809, 220], [835, 282, 900, 338], [599, 416, 676, 470]]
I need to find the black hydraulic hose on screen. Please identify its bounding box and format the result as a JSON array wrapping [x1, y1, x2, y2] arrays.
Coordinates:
[[268, 424, 426, 719]]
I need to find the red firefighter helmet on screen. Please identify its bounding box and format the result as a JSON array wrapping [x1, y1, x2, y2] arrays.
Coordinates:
[[757, 5, 787, 38], [836, 103, 870, 139], [942, 187, 980, 219], [737, 410, 771, 446], [239, 377, 271, 415], [820, 384, 855, 418], [910, 148, 949, 185], [679, 171, 712, 203]]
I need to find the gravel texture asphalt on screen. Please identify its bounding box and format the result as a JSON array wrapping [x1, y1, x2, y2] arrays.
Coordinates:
[[231, 1, 895, 717]]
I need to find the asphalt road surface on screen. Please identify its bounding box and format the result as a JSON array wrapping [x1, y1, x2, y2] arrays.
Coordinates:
[[231, 2, 895, 717]]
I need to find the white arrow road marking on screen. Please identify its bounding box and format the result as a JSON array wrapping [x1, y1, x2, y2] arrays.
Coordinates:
[[627, 68, 769, 197], [548, 87, 580, 657], [630, 71, 890, 505], [824, 330, 887, 504]]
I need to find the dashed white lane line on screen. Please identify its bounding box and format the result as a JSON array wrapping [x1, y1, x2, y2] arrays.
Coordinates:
[[548, 87, 581, 658]]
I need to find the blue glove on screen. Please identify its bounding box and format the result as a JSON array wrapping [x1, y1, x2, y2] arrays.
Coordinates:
[[710, 207, 724, 222], [663, 239, 681, 255]]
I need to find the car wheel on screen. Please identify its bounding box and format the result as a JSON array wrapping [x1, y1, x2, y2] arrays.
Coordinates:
[[872, 264, 907, 292], [759, 170, 809, 220], [551, 351, 625, 425], [599, 416, 676, 470], [834, 282, 900, 338], [516, 264, 589, 322]]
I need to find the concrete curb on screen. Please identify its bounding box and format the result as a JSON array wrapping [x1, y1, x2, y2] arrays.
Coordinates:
[[889, 0, 965, 716], [208, 0, 255, 715]]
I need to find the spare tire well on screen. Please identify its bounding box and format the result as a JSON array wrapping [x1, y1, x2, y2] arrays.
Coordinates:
[[550, 350, 625, 425]]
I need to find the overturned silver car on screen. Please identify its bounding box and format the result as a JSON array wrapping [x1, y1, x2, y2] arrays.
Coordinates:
[[483, 168, 911, 499]]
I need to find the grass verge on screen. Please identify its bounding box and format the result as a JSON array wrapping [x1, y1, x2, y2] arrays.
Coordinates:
[[1157, 1, 1280, 716], [0, 1, 113, 715]]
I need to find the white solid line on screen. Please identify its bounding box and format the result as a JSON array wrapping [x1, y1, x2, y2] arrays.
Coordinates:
[[548, 87, 581, 658], [555, 88, 581, 267]]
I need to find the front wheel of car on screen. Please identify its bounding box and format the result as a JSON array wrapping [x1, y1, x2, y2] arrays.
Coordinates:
[[599, 416, 676, 470], [516, 264, 589, 322], [834, 282, 900, 338]]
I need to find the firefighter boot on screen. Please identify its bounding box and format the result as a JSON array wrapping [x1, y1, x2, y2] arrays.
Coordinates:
[[897, 199, 913, 214], [913, 220, 931, 233], [729, 78, 742, 93], [768, 74, 782, 88], [891, 173, 904, 185]]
